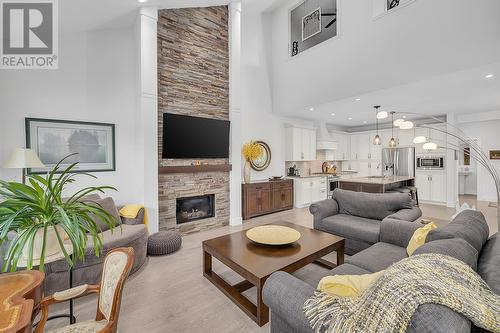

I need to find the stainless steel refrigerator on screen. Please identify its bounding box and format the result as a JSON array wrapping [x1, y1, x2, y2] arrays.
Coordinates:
[[382, 147, 416, 177]]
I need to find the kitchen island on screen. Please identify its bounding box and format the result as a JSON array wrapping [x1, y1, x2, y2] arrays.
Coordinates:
[[339, 176, 415, 193]]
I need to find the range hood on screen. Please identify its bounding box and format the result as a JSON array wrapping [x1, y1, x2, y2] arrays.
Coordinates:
[[316, 122, 338, 150]]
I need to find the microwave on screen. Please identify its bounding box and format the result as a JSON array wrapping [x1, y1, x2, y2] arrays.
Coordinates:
[[417, 156, 445, 170]]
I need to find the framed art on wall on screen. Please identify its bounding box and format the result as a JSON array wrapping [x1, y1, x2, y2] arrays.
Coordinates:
[[25, 118, 116, 174], [290, 0, 338, 57]]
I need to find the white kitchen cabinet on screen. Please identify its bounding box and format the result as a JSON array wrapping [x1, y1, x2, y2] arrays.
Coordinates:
[[285, 126, 316, 161], [357, 161, 370, 177], [348, 132, 383, 161], [397, 127, 414, 146], [350, 135, 358, 160], [329, 132, 349, 160], [415, 124, 447, 154], [357, 134, 372, 160], [430, 173, 446, 202], [415, 171, 447, 204], [293, 177, 327, 208]]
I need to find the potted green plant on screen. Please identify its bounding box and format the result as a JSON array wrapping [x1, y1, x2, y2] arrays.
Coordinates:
[[0, 155, 117, 272]]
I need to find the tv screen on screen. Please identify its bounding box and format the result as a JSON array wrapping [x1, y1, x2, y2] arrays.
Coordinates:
[[162, 113, 230, 159]]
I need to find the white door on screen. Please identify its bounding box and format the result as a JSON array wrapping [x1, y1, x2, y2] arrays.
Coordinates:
[[430, 173, 447, 203], [415, 172, 431, 201]]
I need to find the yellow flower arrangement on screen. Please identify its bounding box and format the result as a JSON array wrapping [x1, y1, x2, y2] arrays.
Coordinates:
[[242, 141, 263, 161]]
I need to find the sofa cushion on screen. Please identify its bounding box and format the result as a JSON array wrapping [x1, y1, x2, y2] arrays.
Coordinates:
[[407, 303, 471, 333], [321, 214, 381, 244], [328, 263, 372, 276], [478, 233, 500, 294], [91, 197, 122, 232], [49, 224, 148, 273], [437, 210, 489, 252], [332, 188, 413, 221], [413, 238, 478, 270], [346, 242, 407, 273]]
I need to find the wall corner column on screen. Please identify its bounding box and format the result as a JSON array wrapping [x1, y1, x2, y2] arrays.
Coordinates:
[[229, 2, 242, 226], [136, 7, 159, 232], [446, 112, 459, 208]]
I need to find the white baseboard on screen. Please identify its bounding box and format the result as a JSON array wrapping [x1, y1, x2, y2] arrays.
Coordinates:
[[230, 216, 243, 226]]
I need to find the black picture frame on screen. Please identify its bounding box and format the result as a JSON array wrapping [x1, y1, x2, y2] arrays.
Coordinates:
[[25, 117, 116, 174]]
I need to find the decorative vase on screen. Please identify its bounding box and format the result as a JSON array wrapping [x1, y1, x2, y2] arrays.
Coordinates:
[[22, 225, 64, 261], [244, 160, 251, 184]]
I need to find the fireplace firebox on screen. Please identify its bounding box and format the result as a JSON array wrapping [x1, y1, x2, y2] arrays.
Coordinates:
[[176, 194, 215, 224]]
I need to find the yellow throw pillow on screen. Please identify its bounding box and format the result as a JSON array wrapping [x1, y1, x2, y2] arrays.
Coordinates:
[[407, 222, 437, 256], [318, 271, 384, 298]]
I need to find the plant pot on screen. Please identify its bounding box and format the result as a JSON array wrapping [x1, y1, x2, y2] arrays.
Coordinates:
[[244, 160, 251, 184], [22, 226, 64, 261]]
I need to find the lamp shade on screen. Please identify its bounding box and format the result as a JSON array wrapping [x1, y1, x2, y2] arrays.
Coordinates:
[[422, 142, 438, 151], [393, 118, 404, 127], [399, 121, 414, 130], [413, 136, 427, 144], [3, 148, 45, 169]]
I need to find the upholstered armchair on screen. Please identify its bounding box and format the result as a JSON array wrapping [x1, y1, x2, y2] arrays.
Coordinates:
[[34, 247, 135, 333]]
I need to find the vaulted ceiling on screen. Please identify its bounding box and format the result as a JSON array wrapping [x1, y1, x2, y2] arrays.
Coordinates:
[[264, 0, 500, 127]]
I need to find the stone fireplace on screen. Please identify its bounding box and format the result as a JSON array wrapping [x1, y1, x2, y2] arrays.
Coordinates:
[[157, 6, 230, 234], [176, 194, 215, 224]]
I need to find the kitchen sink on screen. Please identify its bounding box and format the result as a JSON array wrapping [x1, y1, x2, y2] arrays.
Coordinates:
[[368, 176, 386, 179]]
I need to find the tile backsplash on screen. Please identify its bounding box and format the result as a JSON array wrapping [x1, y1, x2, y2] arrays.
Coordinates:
[[285, 151, 343, 176]]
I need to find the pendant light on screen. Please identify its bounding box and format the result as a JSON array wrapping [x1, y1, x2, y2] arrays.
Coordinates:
[[388, 112, 397, 148], [373, 105, 381, 145]]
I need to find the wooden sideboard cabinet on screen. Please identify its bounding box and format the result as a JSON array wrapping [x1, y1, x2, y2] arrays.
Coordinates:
[[242, 180, 294, 220]]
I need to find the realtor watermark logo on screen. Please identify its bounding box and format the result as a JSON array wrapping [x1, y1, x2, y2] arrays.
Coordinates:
[[1, 0, 58, 69]]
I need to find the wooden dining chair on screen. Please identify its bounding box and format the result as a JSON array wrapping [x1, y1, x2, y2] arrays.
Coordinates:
[[34, 247, 135, 333]]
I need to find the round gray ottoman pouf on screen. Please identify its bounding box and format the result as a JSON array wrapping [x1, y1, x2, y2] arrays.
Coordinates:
[[147, 231, 182, 256]]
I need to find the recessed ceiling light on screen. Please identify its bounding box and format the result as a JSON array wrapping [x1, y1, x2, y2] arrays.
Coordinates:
[[348, 117, 353, 120], [331, 113, 336, 116], [309, 107, 314, 111], [355, 98, 361, 101], [363, 121, 367, 124], [485, 74, 494, 79], [402, 115, 406, 119], [138, 0, 147, 2]]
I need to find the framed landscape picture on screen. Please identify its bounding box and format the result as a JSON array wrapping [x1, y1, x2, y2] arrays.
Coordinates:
[[25, 118, 115, 174], [302, 7, 321, 41]]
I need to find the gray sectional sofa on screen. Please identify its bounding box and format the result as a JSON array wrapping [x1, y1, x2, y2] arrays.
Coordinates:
[[263, 209, 499, 333], [0, 196, 148, 295], [310, 189, 422, 255]]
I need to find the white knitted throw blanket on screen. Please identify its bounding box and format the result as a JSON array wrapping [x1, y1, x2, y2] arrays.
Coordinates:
[[303, 254, 500, 333]]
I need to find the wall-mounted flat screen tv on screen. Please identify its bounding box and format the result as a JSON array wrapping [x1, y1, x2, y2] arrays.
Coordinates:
[[162, 113, 230, 159]]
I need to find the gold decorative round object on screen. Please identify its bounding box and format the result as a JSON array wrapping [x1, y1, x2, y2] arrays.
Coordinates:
[[246, 225, 301, 246]]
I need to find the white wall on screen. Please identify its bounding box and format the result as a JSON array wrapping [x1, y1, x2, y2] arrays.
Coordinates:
[[458, 119, 500, 202], [267, 0, 500, 115], [0, 28, 140, 205], [241, 6, 313, 181]]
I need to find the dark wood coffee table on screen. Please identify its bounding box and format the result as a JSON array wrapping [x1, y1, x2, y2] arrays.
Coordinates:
[[202, 222, 344, 326]]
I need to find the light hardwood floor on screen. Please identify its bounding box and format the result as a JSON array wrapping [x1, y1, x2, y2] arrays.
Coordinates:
[[43, 197, 497, 332]]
